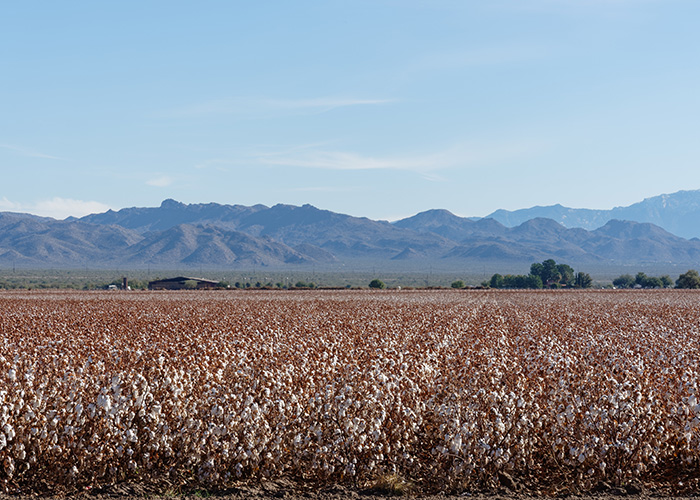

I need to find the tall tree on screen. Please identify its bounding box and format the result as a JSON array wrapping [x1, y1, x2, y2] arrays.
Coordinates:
[[541, 259, 561, 287], [557, 264, 575, 287], [676, 269, 700, 289], [574, 272, 593, 289]]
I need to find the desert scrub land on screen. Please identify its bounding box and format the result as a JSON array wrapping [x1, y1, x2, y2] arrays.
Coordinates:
[[1, 289, 700, 496]]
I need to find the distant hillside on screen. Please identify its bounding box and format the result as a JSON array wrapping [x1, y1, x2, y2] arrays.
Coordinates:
[[78, 199, 266, 232], [0, 213, 142, 267], [486, 189, 700, 239], [2, 192, 700, 270]]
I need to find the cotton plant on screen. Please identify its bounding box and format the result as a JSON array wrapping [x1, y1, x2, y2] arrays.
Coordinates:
[[0, 289, 700, 494]]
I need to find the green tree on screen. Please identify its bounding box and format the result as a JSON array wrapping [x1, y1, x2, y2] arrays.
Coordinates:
[[676, 269, 700, 289], [660, 275, 673, 288], [612, 274, 635, 289], [525, 274, 543, 289], [530, 263, 544, 279], [530, 259, 564, 288], [502, 274, 521, 288], [369, 279, 386, 289], [501, 274, 542, 289], [557, 264, 575, 287], [635, 272, 648, 287], [451, 280, 465, 289], [490, 274, 504, 289], [541, 259, 562, 287], [574, 272, 593, 289], [644, 276, 663, 288]]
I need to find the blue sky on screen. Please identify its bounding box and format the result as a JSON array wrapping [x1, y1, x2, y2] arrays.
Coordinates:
[[2, 0, 699, 220]]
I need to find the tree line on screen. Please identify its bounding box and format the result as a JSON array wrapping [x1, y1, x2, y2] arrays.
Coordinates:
[[485, 259, 593, 289], [613, 269, 700, 289]]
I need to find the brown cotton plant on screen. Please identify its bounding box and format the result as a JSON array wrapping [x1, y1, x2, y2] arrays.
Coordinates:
[[0, 289, 700, 494]]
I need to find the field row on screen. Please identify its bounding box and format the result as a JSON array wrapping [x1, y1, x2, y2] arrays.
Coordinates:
[[1, 290, 700, 494]]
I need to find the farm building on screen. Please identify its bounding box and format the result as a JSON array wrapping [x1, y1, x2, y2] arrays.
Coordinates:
[[148, 276, 222, 290]]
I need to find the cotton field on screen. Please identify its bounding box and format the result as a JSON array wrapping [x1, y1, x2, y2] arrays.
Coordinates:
[[1, 289, 700, 494]]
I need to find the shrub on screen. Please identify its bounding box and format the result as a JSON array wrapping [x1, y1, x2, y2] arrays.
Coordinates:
[[368, 279, 386, 289]]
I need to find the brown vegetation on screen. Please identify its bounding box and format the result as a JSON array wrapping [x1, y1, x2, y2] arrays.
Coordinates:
[[1, 289, 700, 495]]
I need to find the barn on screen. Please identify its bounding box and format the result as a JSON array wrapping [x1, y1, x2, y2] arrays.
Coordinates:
[[148, 276, 222, 290]]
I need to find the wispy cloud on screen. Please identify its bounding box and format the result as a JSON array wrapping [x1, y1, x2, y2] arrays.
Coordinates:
[[146, 175, 175, 187], [165, 96, 394, 118], [0, 197, 21, 211], [33, 198, 112, 219], [0, 143, 63, 160], [0, 197, 112, 219], [255, 140, 543, 179]]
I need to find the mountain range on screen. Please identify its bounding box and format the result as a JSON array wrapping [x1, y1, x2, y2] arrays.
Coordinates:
[[1, 190, 700, 270], [486, 190, 700, 240]]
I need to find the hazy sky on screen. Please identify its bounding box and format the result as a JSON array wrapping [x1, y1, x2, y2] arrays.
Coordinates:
[[2, 1, 699, 220]]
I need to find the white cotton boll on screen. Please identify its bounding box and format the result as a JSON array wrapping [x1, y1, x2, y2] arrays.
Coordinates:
[[0, 433, 6, 451], [97, 394, 111, 412], [449, 434, 462, 454], [495, 418, 506, 434], [3, 424, 14, 441], [7, 369, 16, 382], [126, 429, 138, 443]]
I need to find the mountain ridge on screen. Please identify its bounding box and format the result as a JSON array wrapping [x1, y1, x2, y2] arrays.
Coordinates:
[[485, 189, 700, 239], [1, 190, 700, 270]]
